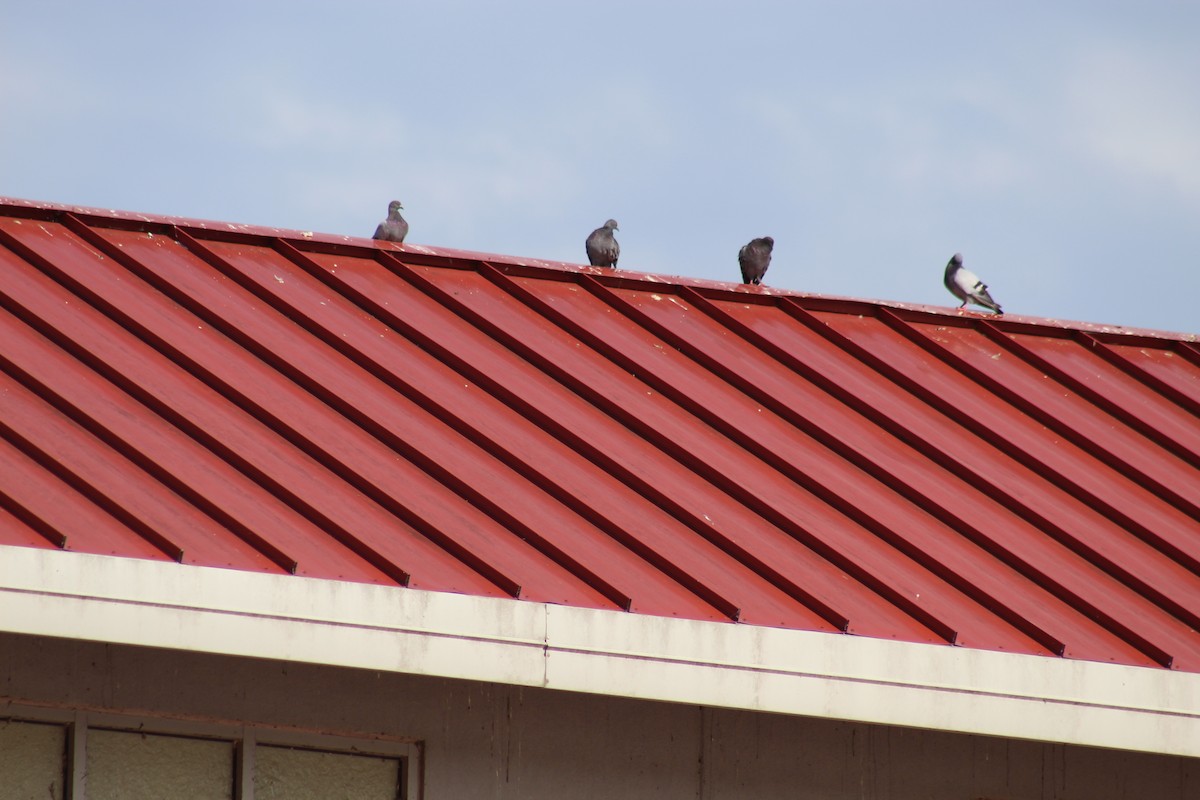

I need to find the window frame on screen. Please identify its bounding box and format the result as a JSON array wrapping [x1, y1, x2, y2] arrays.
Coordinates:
[[1, 703, 421, 800]]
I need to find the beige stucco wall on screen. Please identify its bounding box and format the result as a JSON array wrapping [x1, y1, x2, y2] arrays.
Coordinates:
[[2, 632, 1196, 799]]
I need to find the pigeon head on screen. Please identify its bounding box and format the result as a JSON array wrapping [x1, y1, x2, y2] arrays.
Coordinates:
[[761, 236, 775, 248], [950, 252, 963, 266], [388, 200, 404, 213], [604, 219, 619, 231]]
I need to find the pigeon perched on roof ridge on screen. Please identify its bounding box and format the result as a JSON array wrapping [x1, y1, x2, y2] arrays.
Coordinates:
[[738, 236, 774, 285], [373, 200, 409, 243], [585, 219, 620, 268], [943, 252, 1002, 314]]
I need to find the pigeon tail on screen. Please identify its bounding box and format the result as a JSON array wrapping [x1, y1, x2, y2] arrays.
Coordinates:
[[973, 289, 1002, 314]]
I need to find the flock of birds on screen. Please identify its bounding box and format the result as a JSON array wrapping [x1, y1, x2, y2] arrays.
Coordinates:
[[372, 200, 1003, 314]]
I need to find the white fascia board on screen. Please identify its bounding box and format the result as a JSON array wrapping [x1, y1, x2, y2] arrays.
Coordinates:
[[2, 546, 1198, 757]]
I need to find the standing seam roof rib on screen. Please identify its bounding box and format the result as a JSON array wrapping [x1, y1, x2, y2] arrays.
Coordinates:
[[1, 197, 1198, 672]]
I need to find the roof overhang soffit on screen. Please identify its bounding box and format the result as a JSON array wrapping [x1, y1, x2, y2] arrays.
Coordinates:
[[1, 546, 1197, 758]]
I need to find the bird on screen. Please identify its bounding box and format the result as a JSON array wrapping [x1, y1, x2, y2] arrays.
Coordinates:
[[585, 219, 620, 268], [373, 200, 409, 243], [738, 236, 774, 285], [943, 253, 1002, 313]]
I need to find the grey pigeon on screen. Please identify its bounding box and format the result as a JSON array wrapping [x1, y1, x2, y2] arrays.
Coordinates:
[[944, 253, 1002, 313], [738, 236, 774, 285], [585, 219, 620, 268], [373, 200, 409, 243]]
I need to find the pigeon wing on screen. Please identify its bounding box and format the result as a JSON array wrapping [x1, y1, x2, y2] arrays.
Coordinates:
[[953, 266, 1002, 313], [970, 278, 1002, 313], [949, 265, 979, 304], [373, 217, 409, 243], [738, 244, 755, 284]]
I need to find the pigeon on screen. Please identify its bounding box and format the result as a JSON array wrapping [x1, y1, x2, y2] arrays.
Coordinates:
[[943, 253, 1002, 313], [373, 200, 409, 243], [585, 219, 620, 268], [738, 236, 774, 285]]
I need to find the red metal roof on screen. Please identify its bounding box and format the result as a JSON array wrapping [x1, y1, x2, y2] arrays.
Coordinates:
[[2, 197, 1199, 672]]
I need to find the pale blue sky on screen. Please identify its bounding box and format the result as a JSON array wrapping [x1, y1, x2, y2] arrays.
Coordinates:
[[3, 2, 1198, 333]]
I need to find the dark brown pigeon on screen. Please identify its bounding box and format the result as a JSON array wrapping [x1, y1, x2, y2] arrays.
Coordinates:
[[373, 200, 409, 243], [943, 253, 1002, 313], [738, 236, 774, 285], [585, 219, 620, 268]]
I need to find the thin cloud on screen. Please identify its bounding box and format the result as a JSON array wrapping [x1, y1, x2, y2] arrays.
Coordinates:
[[1063, 41, 1200, 204]]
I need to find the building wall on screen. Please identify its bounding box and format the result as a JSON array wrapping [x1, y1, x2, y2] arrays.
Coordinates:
[[1, 632, 1196, 800]]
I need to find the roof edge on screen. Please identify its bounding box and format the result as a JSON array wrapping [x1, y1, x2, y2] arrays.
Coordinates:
[[3, 546, 1198, 757], [2, 195, 1195, 342]]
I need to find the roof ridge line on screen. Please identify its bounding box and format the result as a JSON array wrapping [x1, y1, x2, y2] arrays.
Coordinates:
[[3, 196, 1196, 343]]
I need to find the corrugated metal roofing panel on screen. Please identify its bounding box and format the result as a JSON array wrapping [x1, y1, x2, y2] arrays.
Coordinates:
[[2, 197, 1198, 672], [0, 502, 55, 550], [1098, 339, 1200, 411], [0, 428, 173, 561]]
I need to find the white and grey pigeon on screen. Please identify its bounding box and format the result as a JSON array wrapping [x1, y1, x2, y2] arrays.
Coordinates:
[[373, 200, 409, 243], [943, 253, 1002, 313], [585, 219, 620, 268], [738, 236, 774, 285]]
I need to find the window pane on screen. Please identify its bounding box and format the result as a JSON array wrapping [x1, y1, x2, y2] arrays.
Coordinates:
[[255, 745, 400, 800], [86, 729, 233, 800], [0, 720, 66, 800]]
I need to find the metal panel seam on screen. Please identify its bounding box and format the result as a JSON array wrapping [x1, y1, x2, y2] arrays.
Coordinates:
[[0, 416, 185, 562], [875, 308, 1200, 579], [569, 277, 979, 644], [972, 320, 1200, 551], [777, 301, 1200, 633], [162, 228, 532, 596], [983, 320, 1200, 477], [1080, 332, 1200, 418], [20, 219, 412, 587], [266, 240, 643, 610], [1176, 341, 1200, 368], [0, 343, 300, 573], [647, 285, 1087, 653], [470, 261, 863, 630], [285, 245, 745, 621]]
